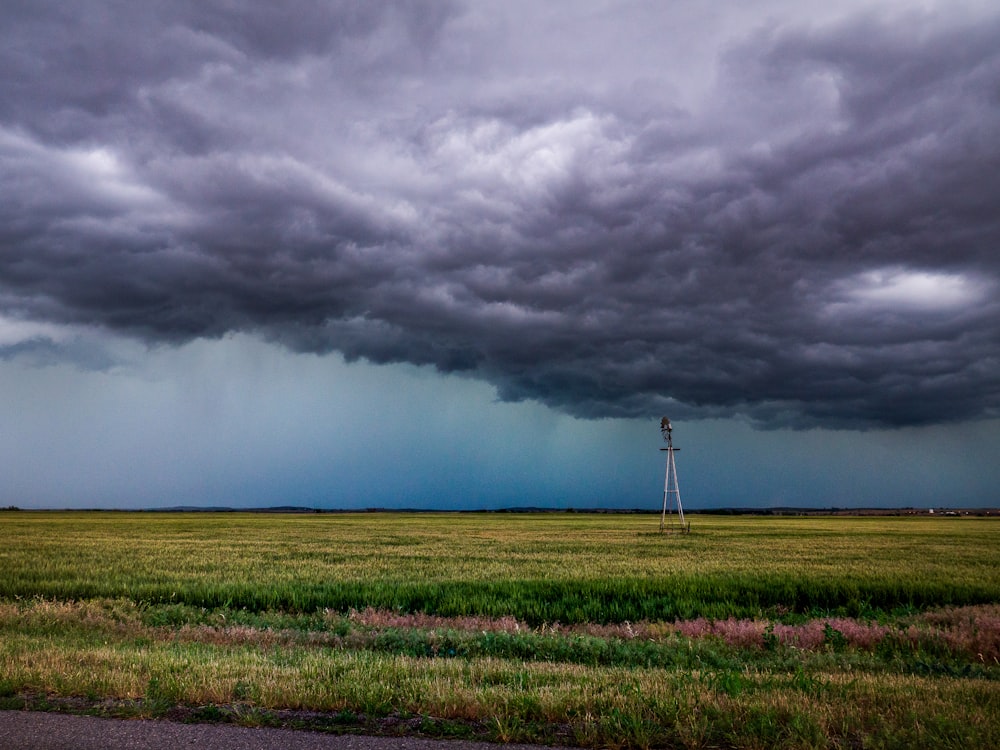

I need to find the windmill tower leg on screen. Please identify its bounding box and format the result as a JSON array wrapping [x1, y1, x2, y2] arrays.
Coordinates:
[[660, 468, 669, 532], [669, 447, 685, 528]]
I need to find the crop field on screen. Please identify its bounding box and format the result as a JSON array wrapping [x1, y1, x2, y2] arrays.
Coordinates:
[[2, 511, 999, 748]]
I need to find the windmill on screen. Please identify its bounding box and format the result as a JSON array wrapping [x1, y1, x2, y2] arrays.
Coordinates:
[[659, 417, 689, 533]]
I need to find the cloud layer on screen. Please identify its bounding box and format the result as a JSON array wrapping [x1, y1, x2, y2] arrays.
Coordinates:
[[2, 1, 999, 428]]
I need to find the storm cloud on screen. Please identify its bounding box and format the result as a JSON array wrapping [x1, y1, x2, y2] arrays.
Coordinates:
[[2, 1, 999, 428]]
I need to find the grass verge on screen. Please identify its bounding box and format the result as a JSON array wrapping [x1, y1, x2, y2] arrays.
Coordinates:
[[1, 598, 998, 748]]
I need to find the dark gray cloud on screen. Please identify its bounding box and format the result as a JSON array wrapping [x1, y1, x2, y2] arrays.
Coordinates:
[[2, 1, 999, 428]]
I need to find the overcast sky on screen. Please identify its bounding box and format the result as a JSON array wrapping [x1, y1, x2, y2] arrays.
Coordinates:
[[2, 1, 998, 510]]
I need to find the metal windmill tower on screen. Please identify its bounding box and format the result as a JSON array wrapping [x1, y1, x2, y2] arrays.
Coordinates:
[[659, 417, 689, 533]]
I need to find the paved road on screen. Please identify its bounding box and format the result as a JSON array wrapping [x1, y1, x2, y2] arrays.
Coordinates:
[[0, 712, 561, 750]]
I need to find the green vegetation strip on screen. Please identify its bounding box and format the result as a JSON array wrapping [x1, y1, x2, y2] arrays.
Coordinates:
[[2, 512, 999, 621]]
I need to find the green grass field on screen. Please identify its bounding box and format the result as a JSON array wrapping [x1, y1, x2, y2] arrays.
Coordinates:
[[2, 512, 999, 748]]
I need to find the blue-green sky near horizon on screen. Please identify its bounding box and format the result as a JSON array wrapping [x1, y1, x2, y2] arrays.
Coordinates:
[[2, 334, 996, 510]]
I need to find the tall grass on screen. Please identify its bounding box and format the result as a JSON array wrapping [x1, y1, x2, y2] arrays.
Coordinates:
[[2, 512, 998, 622], [0, 513, 1000, 624], [3, 512, 999, 748]]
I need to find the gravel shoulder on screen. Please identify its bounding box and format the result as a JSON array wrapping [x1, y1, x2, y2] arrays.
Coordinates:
[[0, 711, 564, 750]]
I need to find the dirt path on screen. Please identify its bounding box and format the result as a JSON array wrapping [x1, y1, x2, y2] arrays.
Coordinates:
[[0, 711, 563, 750]]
